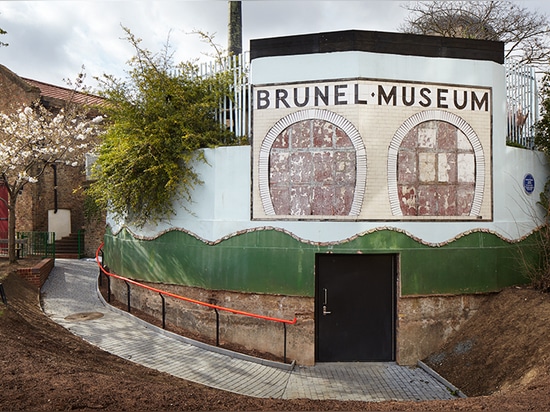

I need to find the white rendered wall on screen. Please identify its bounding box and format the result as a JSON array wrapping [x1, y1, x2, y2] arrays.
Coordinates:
[[109, 144, 548, 245], [109, 50, 548, 245]]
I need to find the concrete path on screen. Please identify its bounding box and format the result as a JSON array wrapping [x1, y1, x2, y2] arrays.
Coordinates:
[[40, 259, 460, 402]]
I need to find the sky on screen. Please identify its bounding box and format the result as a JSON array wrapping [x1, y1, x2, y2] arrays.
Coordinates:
[[1, 0, 550, 90]]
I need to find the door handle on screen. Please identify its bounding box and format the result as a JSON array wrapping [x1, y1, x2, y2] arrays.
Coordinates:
[[322, 288, 331, 315]]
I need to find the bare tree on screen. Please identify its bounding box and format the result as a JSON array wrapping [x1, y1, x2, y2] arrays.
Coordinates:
[[0, 13, 7, 47], [0, 28, 6, 47], [400, 1, 550, 67]]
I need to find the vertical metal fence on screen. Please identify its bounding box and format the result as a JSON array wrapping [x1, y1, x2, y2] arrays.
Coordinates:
[[16, 232, 55, 259], [197, 54, 539, 151], [194, 53, 251, 142], [505, 59, 539, 149]]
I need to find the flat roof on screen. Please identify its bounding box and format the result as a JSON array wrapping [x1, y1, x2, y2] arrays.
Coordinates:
[[250, 30, 504, 64]]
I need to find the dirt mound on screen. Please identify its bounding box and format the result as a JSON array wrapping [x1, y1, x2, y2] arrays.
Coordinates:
[[1, 261, 550, 410], [424, 286, 550, 398]]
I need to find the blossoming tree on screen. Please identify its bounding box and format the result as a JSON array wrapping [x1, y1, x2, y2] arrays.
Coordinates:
[[0, 102, 103, 263]]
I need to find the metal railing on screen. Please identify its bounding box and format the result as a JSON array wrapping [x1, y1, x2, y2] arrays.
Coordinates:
[[194, 53, 251, 141], [18, 231, 56, 258], [0, 231, 55, 259], [96, 244, 296, 363], [198, 54, 540, 150], [505, 59, 539, 149]]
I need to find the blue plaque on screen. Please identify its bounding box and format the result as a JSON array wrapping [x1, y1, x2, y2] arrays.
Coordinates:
[[523, 173, 535, 195]]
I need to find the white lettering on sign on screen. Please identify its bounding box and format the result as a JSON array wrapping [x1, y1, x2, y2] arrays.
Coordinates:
[[255, 81, 490, 112]]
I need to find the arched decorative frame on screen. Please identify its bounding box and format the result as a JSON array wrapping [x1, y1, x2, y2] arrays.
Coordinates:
[[387, 110, 485, 217], [258, 108, 367, 216]]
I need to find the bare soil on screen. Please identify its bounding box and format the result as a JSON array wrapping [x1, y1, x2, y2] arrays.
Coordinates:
[[1, 259, 550, 411]]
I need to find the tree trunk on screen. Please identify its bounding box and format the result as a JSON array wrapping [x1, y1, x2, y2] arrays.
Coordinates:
[[8, 194, 16, 263]]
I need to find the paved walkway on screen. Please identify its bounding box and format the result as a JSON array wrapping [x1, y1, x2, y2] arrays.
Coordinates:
[[40, 259, 461, 402]]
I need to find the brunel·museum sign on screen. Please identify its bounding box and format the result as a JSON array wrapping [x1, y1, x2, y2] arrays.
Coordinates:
[[252, 78, 492, 222], [256, 81, 489, 112]]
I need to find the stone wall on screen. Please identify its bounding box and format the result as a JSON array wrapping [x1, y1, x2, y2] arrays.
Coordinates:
[[107, 277, 315, 365], [106, 274, 490, 366], [397, 293, 491, 364]]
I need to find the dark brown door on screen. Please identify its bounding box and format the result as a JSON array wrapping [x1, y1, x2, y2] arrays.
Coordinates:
[[316, 253, 396, 362]]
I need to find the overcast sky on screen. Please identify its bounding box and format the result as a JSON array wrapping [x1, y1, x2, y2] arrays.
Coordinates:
[[1, 1, 550, 90]]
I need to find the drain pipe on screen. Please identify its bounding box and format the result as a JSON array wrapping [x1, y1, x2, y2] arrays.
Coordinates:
[[51, 163, 58, 213]]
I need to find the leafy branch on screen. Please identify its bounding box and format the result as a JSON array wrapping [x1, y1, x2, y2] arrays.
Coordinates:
[[88, 27, 237, 227]]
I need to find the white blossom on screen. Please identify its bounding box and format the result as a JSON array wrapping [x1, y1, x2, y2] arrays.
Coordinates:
[[0, 103, 104, 196]]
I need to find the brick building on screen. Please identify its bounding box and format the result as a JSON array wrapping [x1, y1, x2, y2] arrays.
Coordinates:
[[0, 64, 105, 258]]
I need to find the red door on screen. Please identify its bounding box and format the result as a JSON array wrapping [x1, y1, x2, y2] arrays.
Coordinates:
[[0, 184, 8, 243]]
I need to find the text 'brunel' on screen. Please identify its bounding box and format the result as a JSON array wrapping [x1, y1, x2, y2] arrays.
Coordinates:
[[256, 82, 490, 112]]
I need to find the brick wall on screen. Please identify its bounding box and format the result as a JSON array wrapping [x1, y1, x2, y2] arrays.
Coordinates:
[[83, 210, 106, 258], [16, 189, 34, 232], [0, 65, 40, 111], [0, 65, 41, 234], [0, 65, 105, 255], [17, 258, 54, 289], [32, 163, 87, 232]]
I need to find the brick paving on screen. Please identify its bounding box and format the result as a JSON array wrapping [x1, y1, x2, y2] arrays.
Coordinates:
[[41, 259, 460, 402]]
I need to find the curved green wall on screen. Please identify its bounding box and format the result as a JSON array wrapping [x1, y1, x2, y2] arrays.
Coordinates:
[[103, 227, 534, 297]]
